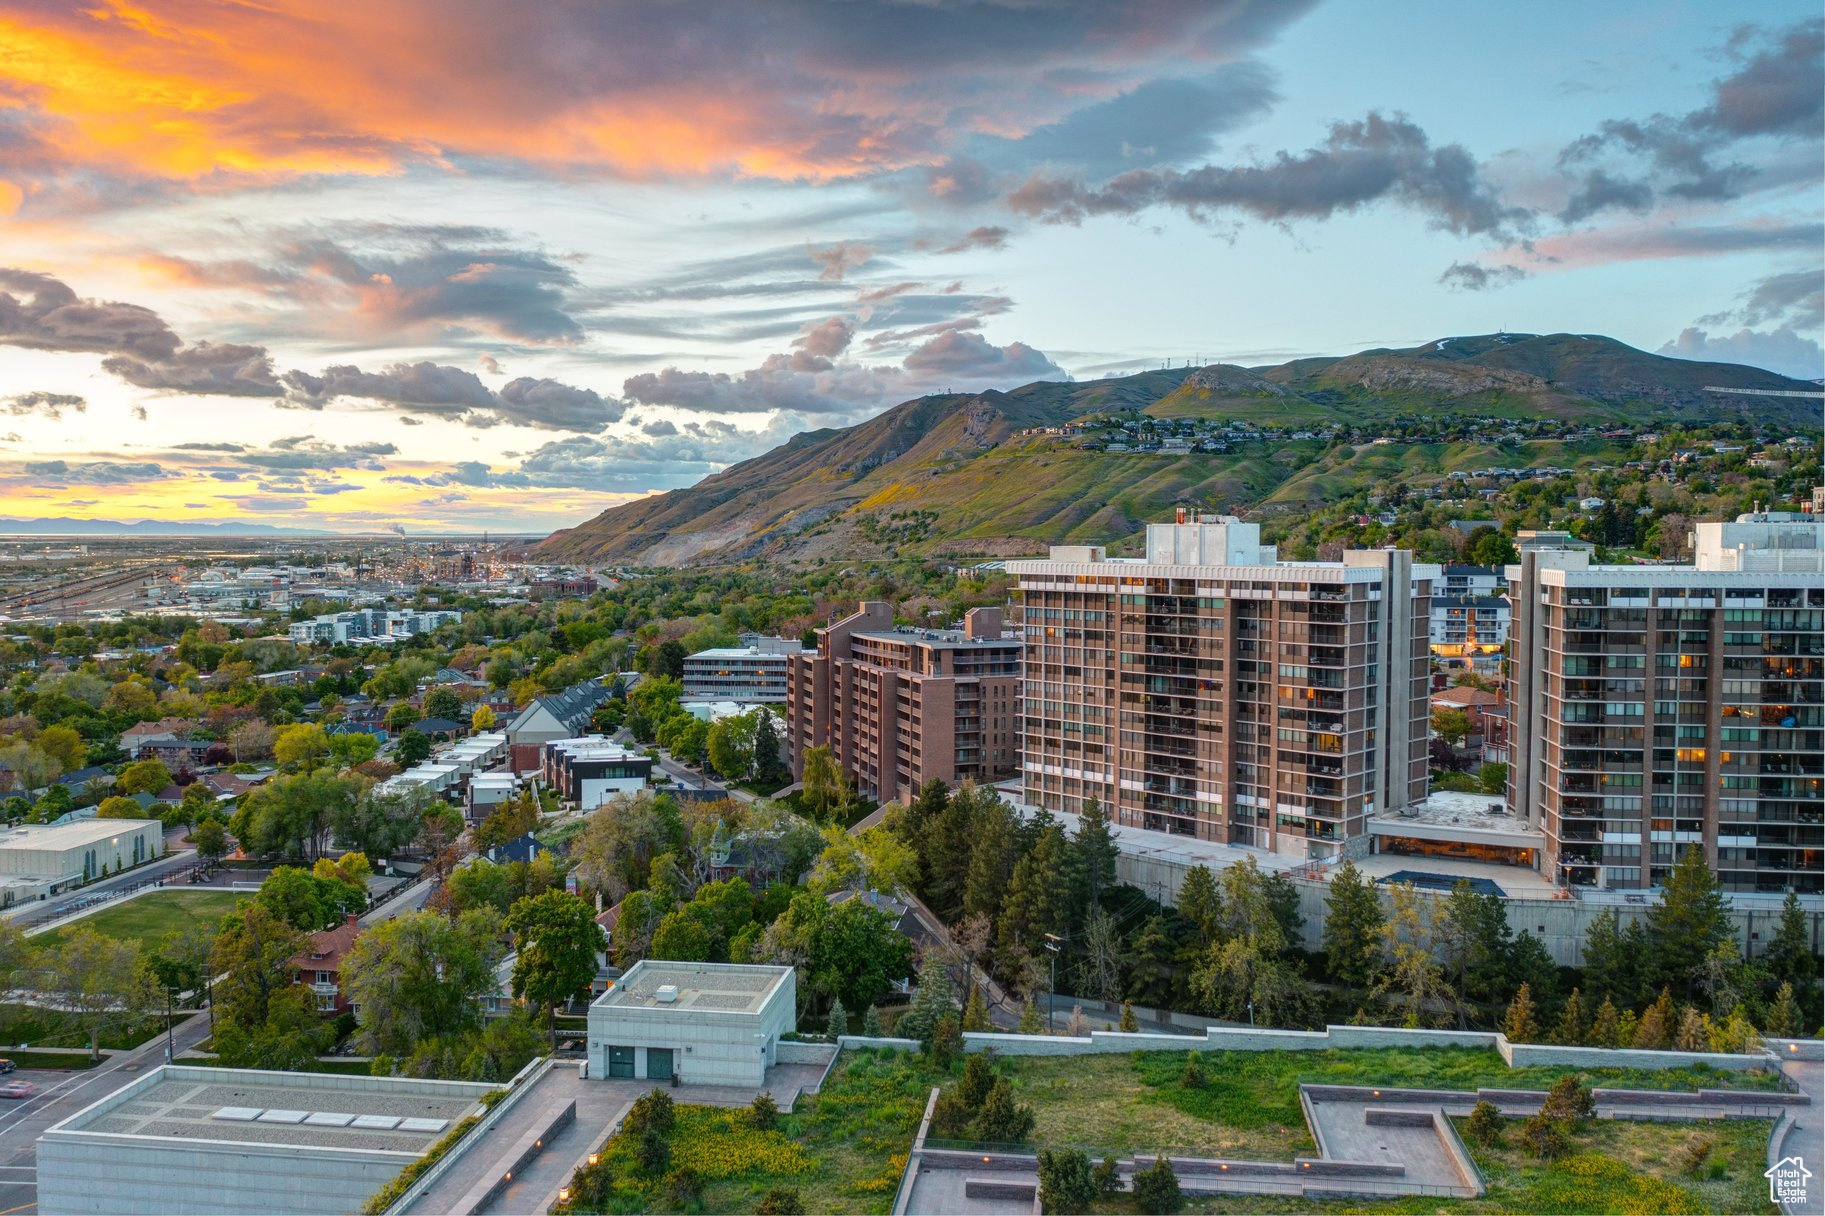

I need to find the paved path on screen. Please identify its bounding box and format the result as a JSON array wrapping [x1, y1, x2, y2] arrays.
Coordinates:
[[0, 1006, 212, 1213], [1778, 1056, 1822, 1216]]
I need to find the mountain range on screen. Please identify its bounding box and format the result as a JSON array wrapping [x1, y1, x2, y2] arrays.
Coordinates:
[[535, 333, 1819, 566]]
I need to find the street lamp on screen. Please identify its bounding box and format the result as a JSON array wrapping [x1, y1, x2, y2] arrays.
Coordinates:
[[1042, 934, 1061, 1032]]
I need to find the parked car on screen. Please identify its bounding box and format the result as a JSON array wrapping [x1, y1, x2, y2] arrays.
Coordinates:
[[0, 1081, 36, 1099]]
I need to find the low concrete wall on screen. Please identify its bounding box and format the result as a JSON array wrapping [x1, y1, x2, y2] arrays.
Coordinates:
[[1501, 1040, 1766, 1072], [963, 1023, 1786, 1079], [1768, 1039, 1825, 1062], [776, 1040, 838, 1066]]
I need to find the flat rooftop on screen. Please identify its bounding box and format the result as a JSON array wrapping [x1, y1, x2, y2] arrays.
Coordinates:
[[1372, 790, 1542, 840], [0, 818, 161, 851], [46, 1066, 491, 1155], [594, 961, 790, 1015]]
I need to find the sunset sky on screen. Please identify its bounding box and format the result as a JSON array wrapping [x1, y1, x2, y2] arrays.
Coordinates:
[[0, 0, 1818, 534]]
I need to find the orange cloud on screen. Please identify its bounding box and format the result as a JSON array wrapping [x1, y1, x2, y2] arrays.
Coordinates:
[[0, 0, 1290, 197]]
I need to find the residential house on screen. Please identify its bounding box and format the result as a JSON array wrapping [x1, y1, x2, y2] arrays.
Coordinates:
[[286, 914, 361, 1014]]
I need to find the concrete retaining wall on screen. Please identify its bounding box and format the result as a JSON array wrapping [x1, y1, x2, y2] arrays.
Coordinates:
[[962, 1023, 1781, 1078], [1500, 1040, 1766, 1072], [776, 1040, 839, 1066]]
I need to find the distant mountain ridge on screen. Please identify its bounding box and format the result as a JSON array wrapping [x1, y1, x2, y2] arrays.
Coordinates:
[[0, 517, 335, 536], [536, 332, 1818, 565]]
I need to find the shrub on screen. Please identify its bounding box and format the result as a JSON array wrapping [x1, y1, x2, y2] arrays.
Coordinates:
[[1131, 1156, 1183, 1215], [930, 1014, 961, 1069], [748, 1092, 779, 1131], [663, 1165, 700, 1206], [1093, 1154, 1123, 1196], [1540, 1075, 1595, 1123], [1675, 1135, 1713, 1178], [756, 1188, 806, 1215], [1519, 1113, 1570, 1160], [1464, 1100, 1505, 1148], [1037, 1147, 1097, 1214]]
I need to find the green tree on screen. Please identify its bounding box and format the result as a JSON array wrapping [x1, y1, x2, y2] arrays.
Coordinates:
[[41, 926, 153, 1061], [1037, 1148, 1097, 1215], [799, 744, 850, 821], [508, 890, 602, 1037], [117, 758, 173, 795], [1430, 707, 1472, 747], [1646, 845, 1730, 997], [1372, 883, 1457, 1028], [1323, 859, 1383, 990], [1176, 866, 1220, 945], [422, 687, 463, 722], [1502, 982, 1540, 1042], [750, 710, 787, 785], [343, 908, 505, 1057], [1131, 1157, 1183, 1215], [394, 730, 432, 766]]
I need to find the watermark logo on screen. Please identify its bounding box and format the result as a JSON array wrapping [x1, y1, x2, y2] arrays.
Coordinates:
[[1766, 1156, 1811, 1207]]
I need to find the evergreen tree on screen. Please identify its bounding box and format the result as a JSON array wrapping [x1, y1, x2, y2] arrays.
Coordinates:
[[1578, 907, 1640, 1010], [1633, 988, 1674, 1050], [1177, 866, 1221, 945], [996, 825, 1070, 973], [1552, 988, 1588, 1046], [1502, 982, 1540, 1042], [1588, 996, 1621, 1048], [961, 791, 1020, 924], [897, 962, 955, 1043], [1126, 915, 1181, 1010], [1070, 797, 1119, 919], [1646, 845, 1730, 998], [1322, 859, 1383, 991], [1673, 1006, 1709, 1052], [1763, 892, 1821, 1012], [1765, 983, 1801, 1039]]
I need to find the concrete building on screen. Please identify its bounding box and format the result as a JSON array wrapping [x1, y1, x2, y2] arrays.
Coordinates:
[[505, 679, 610, 771], [541, 737, 652, 809], [287, 608, 461, 646], [587, 960, 794, 1087], [681, 638, 802, 702], [37, 1065, 494, 1215], [0, 819, 163, 894], [786, 603, 1021, 804], [1508, 510, 1824, 892], [1006, 514, 1434, 859]]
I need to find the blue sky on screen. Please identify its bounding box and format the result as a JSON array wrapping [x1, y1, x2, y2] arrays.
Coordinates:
[[0, 0, 1816, 532]]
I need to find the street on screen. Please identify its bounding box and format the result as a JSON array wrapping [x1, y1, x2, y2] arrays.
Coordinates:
[[0, 1005, 213, 1214]]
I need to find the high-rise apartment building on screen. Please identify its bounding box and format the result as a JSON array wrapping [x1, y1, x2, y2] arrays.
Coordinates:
[[1006, 515, 1434, 859], [785, 602, 1021, 803], [1508, 510, 1824, 892]]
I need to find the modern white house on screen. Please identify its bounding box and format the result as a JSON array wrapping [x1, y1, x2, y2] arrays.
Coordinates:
[[587, 960, 795, 1087]]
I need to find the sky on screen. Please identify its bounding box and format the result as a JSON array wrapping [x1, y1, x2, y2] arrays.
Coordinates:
[[0, 0, 1818, 535]]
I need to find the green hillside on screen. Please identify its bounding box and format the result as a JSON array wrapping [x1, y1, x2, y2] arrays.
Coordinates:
[[535, 333, 1818, 565]]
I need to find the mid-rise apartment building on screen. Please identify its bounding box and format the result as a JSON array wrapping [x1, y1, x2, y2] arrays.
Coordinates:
[[786, 603, 1021, 803], [1006, 514, 1434, 859], [1508, 510, 1824, 892], [682, 638, 802, 702]]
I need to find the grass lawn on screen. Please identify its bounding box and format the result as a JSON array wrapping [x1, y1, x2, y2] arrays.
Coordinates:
[[31, 889, 248, 955], [1000, 1046, 1785, 1160], [1148, 1116, 1778, 1215], [563, 1047, 938, 1214]]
